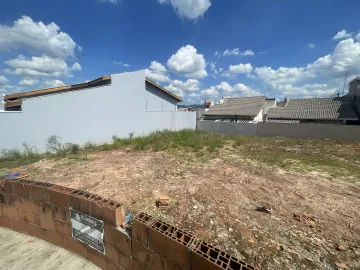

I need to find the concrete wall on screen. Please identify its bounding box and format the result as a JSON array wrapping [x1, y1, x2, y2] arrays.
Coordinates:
[[197, 120, 257, 136], [257, 122, 360, 141], [0, 71, 195, 152], [197, 120, 360, 142]]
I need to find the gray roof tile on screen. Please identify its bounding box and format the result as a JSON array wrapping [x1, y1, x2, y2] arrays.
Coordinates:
[[267, 98, 358, 120], [204, 96, 266, 117]]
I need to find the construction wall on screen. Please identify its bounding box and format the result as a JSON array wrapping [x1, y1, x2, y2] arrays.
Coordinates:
[[0, 179, 255, 270], [197, 121, 257, 136], [197, 120, 360, 142], [0, 71, 196, 152]]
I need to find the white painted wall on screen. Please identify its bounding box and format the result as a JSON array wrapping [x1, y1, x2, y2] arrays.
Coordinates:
[[0, 71, 195, 152], [253, 109, 263, 122]]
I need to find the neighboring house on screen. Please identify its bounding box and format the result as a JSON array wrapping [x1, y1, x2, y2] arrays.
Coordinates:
[[346, 77, 360, 117], [266, 98, 358, 124], [203, 96, 276, 123], [0, 70, 195, 152]]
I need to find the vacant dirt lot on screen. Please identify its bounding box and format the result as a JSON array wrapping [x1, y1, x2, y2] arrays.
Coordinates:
[[7, 141, 360, 270]]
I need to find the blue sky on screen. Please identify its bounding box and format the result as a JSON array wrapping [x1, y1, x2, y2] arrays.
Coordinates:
[[1, 0, 360, 104]]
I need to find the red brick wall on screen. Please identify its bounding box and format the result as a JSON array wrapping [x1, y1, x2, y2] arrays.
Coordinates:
[[0, 179, 255, 270]]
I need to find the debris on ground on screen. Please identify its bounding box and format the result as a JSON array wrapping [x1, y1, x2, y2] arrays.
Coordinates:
[[157, 195, 170, 208], [335, 262, 348, 269], [256, 205, 274, 214]]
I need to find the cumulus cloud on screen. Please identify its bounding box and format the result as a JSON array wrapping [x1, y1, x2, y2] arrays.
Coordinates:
[[229, 63, 253, 74], [165, 79, 200, 97], [223, 48, 254, 56], [0, 76, 8, 85], [278, 84, 337, 98], [307, 43, 316, 48], [18, 78, 38, 86], [43, 79, 65, 88], [333, 30, 352, 40], [200, 81, 260, 99], [145, 61, 170, 83], [5, 55, 81, 78], [0, 16, 78, 59], [71, 62, 82, 71], [100, 0, 121, 3], [167, 45, 207, 79], [159, 0, 211, 20]]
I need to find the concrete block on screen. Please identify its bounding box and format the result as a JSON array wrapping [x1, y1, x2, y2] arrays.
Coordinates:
[[104, 224, 132, 256]]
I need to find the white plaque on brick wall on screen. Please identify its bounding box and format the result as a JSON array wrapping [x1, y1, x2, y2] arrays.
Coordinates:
[[70, 208, 105, 254]]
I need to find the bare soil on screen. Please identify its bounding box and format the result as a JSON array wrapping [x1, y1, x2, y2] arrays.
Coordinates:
[[15, 148, 360, 270]]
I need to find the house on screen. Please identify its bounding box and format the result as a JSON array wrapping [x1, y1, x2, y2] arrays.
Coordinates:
[[346, 77, 360, 117], [266, 98, 358, 124], [0, 70, 195, 152], [203, 96, 276, 123]]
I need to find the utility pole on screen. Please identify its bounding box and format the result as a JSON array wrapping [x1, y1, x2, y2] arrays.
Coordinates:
[[342, 72, 348, 96]]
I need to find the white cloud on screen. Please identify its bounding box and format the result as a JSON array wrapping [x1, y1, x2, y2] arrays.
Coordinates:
[[167, 45, 207, 79], [43, 79, 65, 88], [257, 52, 267, 55], [210, 62, 219, 75], [145, 61, 170, 83], [200, 81, 260, 99], [356, 32, 360, 41], [5, 55, 81, 78], [278, 84, 337, 98], [255, 66, 314, 87], [333, 30, 352, 40], [100, 0, 120, 3], [0, 76, 8, 85], [113, 61, 130, 67], [307, 43, 316, 48], [0, 85, 16, 93], [0, 16, 78, 59], [159, 0, 211, 20], [223, 48, 254, 56], [18, 78, 38, 86], [229, 63, 253, 74], [165, 79, 200, 97], [214, 51, 219, 56], [71, 62, 82, 71]]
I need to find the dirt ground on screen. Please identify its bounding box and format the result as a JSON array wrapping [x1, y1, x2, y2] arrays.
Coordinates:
[[15, 148, 360, 270], [0, 227, 98, 270]]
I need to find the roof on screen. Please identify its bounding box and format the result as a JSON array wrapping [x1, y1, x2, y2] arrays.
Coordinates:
[[267, 98, 358, 120], [204, 96, 266, 117], [267, 119, 300, 124], [349, 77, 360, 84], [4, 75, 183, 102], [145, 78, 183, 102]]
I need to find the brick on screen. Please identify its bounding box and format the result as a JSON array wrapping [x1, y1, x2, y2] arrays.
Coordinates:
[[102, 199, 125, 228], [166, 261, 183, 270], [104, 225, 132, 256], [53, 219, 72, 237], [91, 200, 102, 220], [11, 219, 29, 233], [132, 213, 155, 246], [0, 180, 6, 193], [119, 250, 133, 270], [65, 237, 86, 257], [48, 185, 74, 208], [5, 195, 23, 208], [191, 241, 255, 270], [12, 181, 30, 198], [148, 221, 195, 270], [0, 216, 12, 228], [40, 202, 53, 217], [132, 239, 166, 270], [0, 193, 5, 205], [0, 206, 2, 216], [29, 184, 50, 201], [28, 224, 46, 240], [22, 198, 41, 213], [86, 246, 108, 269], [107, 260, 121, 270], [46, 230, 66, 248], [36, 215, 54, 230], [105, 243, 120, 265], [17, 209, 36, 224], [69, 190, 93, 216], [3, 181, 13, 194], [53, 206, 70, 223], [132, 260, 142, 270], [2, 206, 19, 219]]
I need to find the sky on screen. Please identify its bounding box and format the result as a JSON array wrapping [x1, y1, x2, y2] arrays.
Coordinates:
[[1, 0, 360, 104]]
